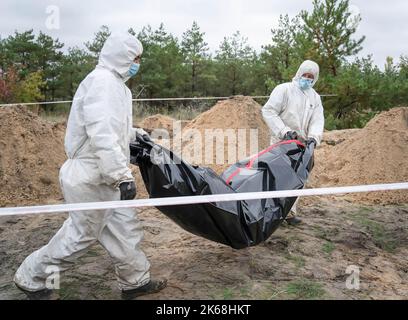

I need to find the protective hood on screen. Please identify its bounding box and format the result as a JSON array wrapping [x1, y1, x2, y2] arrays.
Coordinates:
[[98, 32, 143, 81], [292, 60, 319, 87]]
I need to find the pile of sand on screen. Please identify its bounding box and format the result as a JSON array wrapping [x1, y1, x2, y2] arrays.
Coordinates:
[[310, 107, 408, 204], [138, 114, 176, 136], [180, 96, 270, 173], [0, 106, 66, 206]]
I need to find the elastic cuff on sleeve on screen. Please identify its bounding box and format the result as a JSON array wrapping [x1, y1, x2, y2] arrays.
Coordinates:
[[308, 135, 321, 146], [279, 127, 292, 139], [114, 178, 135, 189]]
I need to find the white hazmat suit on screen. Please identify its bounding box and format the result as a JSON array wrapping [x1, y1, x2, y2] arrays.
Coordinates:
[[262, 60, 325, 216], [14, 33, 150, 292], [262, 60, 324, 145]]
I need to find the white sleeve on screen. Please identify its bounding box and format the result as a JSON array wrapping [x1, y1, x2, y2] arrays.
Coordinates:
[[307, 96, 325, 146], [82, 79, 133, 186], [262, 85, 292, 139], [131, 127, 148, 141]]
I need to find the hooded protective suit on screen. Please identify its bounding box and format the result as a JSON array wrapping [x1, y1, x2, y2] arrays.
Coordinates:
[[262, 60, 325, 145], [262, 60, 324, 216], [14, 32, 151, 292]]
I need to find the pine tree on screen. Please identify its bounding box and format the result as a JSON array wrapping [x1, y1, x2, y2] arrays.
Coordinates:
[[301, 0, 365, 76], [136, 24, 187, 98], [181, 21, 209, 95], [85, 25, 111, 59], [260, 14, 304, 86], [35, 32, 64, 101], [2, 30, 39, 77], [215, 31, 253, 96], [58, 47, 94, 99]]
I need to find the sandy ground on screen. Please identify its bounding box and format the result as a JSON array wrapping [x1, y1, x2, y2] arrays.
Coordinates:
[[1, 171, 407, 300]]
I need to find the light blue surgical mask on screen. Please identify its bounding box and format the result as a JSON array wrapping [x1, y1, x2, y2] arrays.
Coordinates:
[[127, 63, 140, 78], [299, 77, 313, 90]]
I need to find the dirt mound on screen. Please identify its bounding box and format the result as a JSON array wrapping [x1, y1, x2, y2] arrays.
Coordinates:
[[0, 106, 66, 206], [138, 114, 176, 135], [310, 107, 408, 204], [180, 96, 270, 173]]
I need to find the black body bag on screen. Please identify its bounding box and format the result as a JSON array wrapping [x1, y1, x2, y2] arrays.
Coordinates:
[[130, 135, 314, 249]]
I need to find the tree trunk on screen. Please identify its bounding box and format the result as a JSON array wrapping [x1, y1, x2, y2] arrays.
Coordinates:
[[232, 67, 236, 96], [192, 61, 196, 95], [331, 63, 337, 77], [69, 72, 74, 99]]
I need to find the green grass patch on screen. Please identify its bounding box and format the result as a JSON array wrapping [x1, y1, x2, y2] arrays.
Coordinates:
[[350, 209, 398, 253], [223, 288, 234, 300], [356, 206, 373, 216], [313, 226, 340, 240], [59, 281, 82, 300], [285, 280, 326, 300], [286, 254, 306, 268], [357, 217, 397, 252], [258, 284, 287, 300], [322, 241, 336, 256], [207, 286, 236, 300]]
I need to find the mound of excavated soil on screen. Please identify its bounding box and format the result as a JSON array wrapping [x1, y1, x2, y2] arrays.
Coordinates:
[[180, 96, 270, 173], [138, 114, 176, 135], [0, 106, 66, 206], [310, 107, 408, 204]]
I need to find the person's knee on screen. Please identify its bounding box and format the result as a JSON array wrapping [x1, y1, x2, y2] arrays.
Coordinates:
[[49, 220, 99, 258], [68, 214, 104, 241]]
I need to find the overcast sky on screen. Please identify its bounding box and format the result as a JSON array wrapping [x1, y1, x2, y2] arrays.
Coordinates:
[[1, 0, 407, 68]]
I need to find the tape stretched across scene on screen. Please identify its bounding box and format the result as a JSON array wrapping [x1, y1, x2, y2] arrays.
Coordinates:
[[0, 95, 339, 107], [0, 183, 407, 217]]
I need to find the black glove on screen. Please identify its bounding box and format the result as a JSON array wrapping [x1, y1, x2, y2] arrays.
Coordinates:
[[119, 181, 137, 200], [135, 132, 152, 143], [134, 128, 153, 143], [306, 138, 317, 146], [283, 131, 299, 141], [142, 134, 152, 142]]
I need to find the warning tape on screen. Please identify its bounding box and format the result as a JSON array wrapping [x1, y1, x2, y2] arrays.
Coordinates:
[[0, 183, 406, 217], [0, 95, 338, 107]]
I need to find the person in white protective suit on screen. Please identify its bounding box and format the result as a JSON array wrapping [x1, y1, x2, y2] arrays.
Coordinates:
[[14, 32, 167, 299], [262, 60, 325, 226]]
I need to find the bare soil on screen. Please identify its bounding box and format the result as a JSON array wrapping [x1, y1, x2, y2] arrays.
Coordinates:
[[0, 106, 65, 207], [138, 114, 177, 136], [309, 107, 408, 204]]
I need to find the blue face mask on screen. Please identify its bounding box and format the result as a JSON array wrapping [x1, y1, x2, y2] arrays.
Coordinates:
[[127, 63, 140, 78], [299, 77, 313, 90]]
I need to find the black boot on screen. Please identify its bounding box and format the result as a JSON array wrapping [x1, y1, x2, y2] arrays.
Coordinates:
[[121, 279, 167, 300], [286, 216, 303, 226], [15, 284, 58, 300]]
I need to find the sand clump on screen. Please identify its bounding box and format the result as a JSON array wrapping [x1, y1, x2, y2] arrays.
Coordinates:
[[310, 107, 408, 204], [138, 114, 176, 136], [180, 96, 270, 173], [0, 106, 66, 206]]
